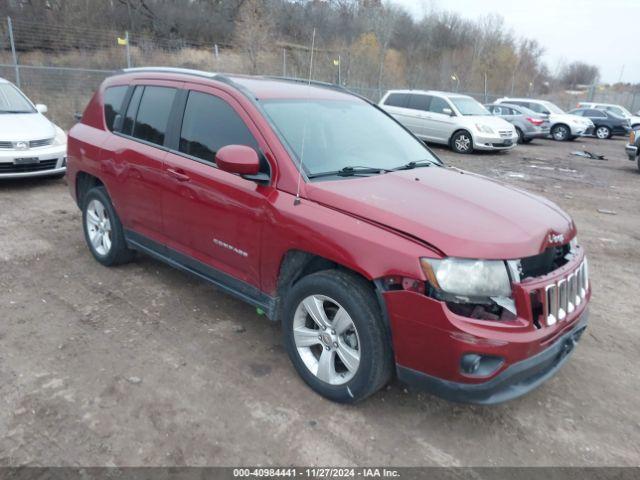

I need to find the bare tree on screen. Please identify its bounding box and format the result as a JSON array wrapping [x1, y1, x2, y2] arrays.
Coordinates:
[[233, 0, 275, 74]]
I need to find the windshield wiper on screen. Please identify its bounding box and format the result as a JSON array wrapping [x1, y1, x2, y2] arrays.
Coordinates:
[[0, 110, 32, 114], [308, 165, 393, 179], [392, 160, 434, 171]]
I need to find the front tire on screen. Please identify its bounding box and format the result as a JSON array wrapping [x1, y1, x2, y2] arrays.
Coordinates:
[[515, 127, 525, 144], [281, 270, 393, 403], [82, 187, 134, 266], [551, 124, 570, 141], [595, 126, 611, 139], [450, 130, 473, 153]]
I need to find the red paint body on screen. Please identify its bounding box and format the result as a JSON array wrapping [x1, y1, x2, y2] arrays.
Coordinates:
[[67, 71, 590, 393]]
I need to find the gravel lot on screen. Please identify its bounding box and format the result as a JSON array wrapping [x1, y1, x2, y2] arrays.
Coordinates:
[[0, 136, 638, 467]]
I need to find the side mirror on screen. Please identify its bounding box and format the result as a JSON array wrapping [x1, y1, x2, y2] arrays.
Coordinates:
[[216, 145, 269, 183], [35, 104, 48, 114], [442, 108, 454, 116]]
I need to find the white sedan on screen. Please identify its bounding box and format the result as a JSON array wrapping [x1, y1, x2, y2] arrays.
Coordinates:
[[0, 78, 67, 179]]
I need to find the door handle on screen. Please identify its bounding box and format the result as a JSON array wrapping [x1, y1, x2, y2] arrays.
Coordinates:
[[166, 168, 190, 182]]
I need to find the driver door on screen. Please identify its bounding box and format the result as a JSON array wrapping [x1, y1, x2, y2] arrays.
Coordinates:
[[160, 85, 274, 289]]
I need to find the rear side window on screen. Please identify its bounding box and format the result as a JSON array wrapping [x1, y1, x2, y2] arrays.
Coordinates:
[[179, 91, 258, 163], [407, 94, 430, 112], [429, 97, 450, 114], [131, 86, 177, 146], [587, 109, 606, 118], [103, 86, 127, 132], [122, 86, 143, 135], [384, 93, 408, 108]]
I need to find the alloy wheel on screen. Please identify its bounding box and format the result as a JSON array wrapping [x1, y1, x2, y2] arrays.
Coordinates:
[[596, 126, 610, 139], [552, 126, 568, 141], [85, 199, 112, 256], [454, 134, 471, 152], [292, 294, 361, 385]]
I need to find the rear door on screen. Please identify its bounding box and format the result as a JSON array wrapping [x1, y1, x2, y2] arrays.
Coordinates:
[[160, 85, 273, 288], [109, 81, 180, 242]]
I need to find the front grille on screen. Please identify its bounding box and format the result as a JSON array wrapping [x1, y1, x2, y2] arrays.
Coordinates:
[[498, 130, 512, 138], [0, 159, 59, 174], [543, 259, 588, 326], [29, 138, 54, 148], [0, 138, 54, 149]]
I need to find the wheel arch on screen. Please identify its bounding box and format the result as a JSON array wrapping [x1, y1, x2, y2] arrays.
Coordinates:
[[274, 250, 392, 330], [75, 171, 106, 209]]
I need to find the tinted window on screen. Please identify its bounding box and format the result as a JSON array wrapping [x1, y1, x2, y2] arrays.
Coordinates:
[[131, 86, 177, 146], [587, 109, 606, 118], [384, 93, 409, 108], [507, 101, 528, 109], [407, 94, 430, 112], [122, 86, 143, 135], [571, 109, 584, 116], [103, 86, 127, 132], [179, 91, 258, 162], [429, 97, 451, 114]]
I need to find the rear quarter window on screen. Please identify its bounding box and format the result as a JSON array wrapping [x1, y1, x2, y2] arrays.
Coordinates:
[[103, 85, 127, 132], [384, 93, 409, 108]]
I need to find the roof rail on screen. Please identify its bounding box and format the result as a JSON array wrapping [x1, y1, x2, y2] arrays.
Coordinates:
[[120, 67, 219, 79], [263, 75, 352, 93]]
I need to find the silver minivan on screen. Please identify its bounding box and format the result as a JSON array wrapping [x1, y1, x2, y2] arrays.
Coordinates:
[[379, 90, 517, 153]]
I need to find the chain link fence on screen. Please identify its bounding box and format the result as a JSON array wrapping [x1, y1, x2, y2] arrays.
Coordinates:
[[1, 17, 638, 130]]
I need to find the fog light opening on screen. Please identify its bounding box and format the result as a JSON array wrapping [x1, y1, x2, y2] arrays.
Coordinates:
[[460, 354, 504, 377]]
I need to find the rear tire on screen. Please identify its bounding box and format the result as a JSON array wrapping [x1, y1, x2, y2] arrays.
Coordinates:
[[515, 127, 525, 144], [82, 187, 135, 266], [281, 270, 393, 403], [551, 124, 570, 141], [450, 130, 473, 154]]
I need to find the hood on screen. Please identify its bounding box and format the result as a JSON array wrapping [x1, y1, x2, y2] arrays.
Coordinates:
[[462, 115, 515, 131], [0, 113, 56, 142], [629, 115, 640, 125], [550, 113, 592, 126], [306, 167, 575, 260]]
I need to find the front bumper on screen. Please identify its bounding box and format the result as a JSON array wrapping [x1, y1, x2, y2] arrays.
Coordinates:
[[0, 144, 67, 179], [398, 311, 588, 404], [473, 133, 518, 151], [384, 249, 590, 404], [625, 144, 638, 160]]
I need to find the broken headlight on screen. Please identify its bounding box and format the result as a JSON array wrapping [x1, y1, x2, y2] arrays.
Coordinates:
[[420, 257, 512, 297]]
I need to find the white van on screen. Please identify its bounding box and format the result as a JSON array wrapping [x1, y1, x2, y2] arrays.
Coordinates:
[[379, 90, 517, 153]]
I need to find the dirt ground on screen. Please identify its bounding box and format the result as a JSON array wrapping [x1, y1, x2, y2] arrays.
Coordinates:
[[0, 136, 638, 467]]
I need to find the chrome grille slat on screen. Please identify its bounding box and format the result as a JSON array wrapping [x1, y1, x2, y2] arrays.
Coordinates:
[[541, 259, 588, 327]]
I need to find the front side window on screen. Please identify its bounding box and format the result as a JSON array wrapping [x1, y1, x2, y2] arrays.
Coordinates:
[[179, 91, 258, 162], [262, 99, 439, 178], [429, 97, 451, 114], [450, 97, 490, 116], [0, 83, 35, 113], [103, 86, 127, 131], [131, 86, 177, 146]]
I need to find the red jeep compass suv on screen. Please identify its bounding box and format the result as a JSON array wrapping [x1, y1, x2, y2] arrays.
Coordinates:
[[67, 68, 590, 404]]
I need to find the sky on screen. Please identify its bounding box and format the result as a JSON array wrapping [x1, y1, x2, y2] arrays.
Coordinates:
[[391, 0, 638, 84]]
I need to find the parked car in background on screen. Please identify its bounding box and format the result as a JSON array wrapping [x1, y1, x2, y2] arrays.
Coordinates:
[[625, 129, 640, 171], [380, 90, 517, 153], [484, 103, 550, 144], [0, 77, 67, 179], [67, 68, 590, 404], [495, 97, 593, 141], [568, 108, 631, 139], [578, 102, 640, 128]]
